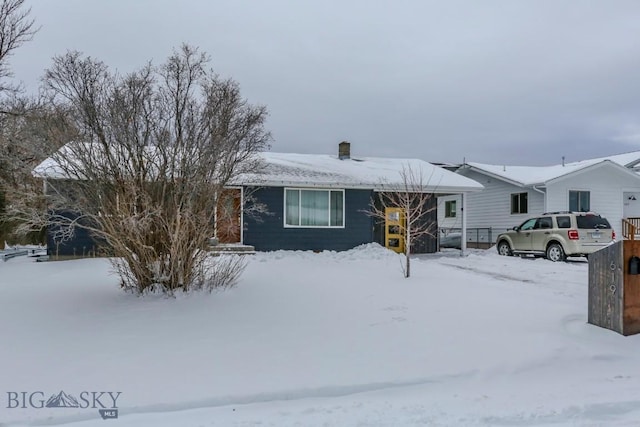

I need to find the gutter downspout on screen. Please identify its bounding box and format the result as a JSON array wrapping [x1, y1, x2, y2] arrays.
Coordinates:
[[532, 185, 546, 212]]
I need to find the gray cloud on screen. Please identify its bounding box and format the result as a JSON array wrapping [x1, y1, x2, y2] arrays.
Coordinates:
[[10, 0, 640, 165]]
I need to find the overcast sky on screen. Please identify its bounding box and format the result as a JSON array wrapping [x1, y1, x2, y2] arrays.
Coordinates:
[[9, 0, 640, 165]]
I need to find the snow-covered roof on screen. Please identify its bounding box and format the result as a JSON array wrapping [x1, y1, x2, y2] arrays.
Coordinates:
[[239, 152, 484, 193], [465, 150, 640, 186], [33, 144, 483, 193], [575, 150, 640, 168], [33, 143, 77, 179], [32, 142, 159, 179]]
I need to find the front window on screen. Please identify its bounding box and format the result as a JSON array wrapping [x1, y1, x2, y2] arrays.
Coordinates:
[[445, 200, 456, 218], [511, 192, 528, 214], [569, 191, 590, 212], [285, 189, 344, 227]]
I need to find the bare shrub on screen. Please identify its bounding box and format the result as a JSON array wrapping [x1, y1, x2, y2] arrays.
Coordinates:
[[16, 44, 269, 294], [198, 254, 247, 292]]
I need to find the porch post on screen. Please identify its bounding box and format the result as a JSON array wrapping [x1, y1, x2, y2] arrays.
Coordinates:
[[461, 192, 467, 256]]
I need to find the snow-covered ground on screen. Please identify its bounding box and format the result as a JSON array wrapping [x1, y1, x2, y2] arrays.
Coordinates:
[[2, 245, 640, 426]]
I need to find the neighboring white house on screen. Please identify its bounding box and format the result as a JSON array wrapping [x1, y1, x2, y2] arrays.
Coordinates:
[[437, 151, 640, 246]]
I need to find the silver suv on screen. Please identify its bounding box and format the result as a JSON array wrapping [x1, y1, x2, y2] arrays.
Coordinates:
[[496, 211, 614, 262]]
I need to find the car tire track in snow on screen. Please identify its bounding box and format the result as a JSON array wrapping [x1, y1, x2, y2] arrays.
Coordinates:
[[481, 399, 640, 426], [3, 370, 478, 426], [437, 262, 535, 283]]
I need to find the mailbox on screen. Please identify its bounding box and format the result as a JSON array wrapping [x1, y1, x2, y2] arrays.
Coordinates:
[[629, 256, 640, 275]]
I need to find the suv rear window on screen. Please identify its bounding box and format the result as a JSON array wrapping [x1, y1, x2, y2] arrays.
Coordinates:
[[576, 215, 611, 229]]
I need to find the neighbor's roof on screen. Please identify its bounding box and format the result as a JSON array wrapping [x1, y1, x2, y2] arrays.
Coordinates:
[[577, 150, 640, 168], [238, 152, 484, 193], [465, 150, 640, 187]]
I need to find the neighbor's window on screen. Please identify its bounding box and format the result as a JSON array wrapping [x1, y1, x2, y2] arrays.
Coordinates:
[[511, 192, 528, 214], [569, 190, 590, 212], [285, 189, 344, 227], [445, 200, 456, 218]]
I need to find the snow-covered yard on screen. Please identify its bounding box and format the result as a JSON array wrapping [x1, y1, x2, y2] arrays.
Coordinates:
[[2, 245, 640, 426]]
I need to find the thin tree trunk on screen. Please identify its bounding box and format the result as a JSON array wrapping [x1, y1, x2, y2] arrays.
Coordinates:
[[405, 214, 411, 278], [405, 252, 410, 278]]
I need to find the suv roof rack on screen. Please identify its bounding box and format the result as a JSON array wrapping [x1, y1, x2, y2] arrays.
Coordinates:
[[542, 211, 599, 216], [542, 211, 572, 215]]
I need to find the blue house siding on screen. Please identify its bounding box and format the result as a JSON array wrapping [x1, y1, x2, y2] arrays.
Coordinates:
[[371, 194, 438, 254], [46, 188, 439, 255], [411, 196, 438, 253], [243, 187, 375, 251], [46, 210, 105, 257]]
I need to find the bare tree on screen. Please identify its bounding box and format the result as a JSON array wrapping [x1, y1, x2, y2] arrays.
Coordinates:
[[0, 0, 39, 242], [14, 44, 270, 294], [0, 0, 38, 95], [367, 165, 437, 278], [0, 98, 76, 243]]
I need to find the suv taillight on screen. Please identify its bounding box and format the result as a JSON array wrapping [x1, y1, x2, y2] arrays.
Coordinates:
[[612, 230, 616, 240], [568, 229, 579, 240]]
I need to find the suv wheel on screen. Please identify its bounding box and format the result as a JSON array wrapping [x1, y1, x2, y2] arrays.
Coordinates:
[[497, 241, 512, 256], [546, 242, 565, 262]]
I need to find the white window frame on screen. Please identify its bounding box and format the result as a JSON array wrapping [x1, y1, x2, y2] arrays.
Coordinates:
[[569, 190, 590, 212], [444, 200, 456, 218], [510, 192, 528, 215], [283, 188, 346, 228]]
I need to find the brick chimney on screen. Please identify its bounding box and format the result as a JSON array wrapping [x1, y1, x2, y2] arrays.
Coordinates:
[[338, 141, 351, 160]]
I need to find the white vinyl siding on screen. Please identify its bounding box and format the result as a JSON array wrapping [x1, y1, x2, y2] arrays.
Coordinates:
[[456, 169, 544, 241], [624, 192, 640, 218], [456, 162, 640, 243], [545, 165, 640, 238], [437, 194, 462, 229]]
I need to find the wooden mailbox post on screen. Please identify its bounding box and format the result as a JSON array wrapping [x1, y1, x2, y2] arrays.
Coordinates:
[[588, 240, 640, 335]]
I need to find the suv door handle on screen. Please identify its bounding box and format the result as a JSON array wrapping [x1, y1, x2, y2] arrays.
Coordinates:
[[544, 232, 551, 235]]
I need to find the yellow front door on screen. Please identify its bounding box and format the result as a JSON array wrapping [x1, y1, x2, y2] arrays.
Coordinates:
[[385, 207, 405, 253]]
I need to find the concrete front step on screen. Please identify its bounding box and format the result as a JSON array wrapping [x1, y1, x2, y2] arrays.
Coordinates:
[[208, 244, 256, 255]]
